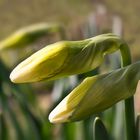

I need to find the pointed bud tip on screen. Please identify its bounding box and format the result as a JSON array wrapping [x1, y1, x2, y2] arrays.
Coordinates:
[[9, 71, 17, 83], [48, 112, 61, 123], [48, 109, 71, 123], [9, 69, 23, 83]]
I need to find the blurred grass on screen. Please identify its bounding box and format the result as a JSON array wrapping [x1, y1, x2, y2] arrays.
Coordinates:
[[104, 0, 140, 60], [0, 0, 92, 39], [0, 0, 140, 60]]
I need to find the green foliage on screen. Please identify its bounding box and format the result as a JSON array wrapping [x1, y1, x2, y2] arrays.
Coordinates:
[[136, 114, 140, 140], [93, 117, 110, 140]]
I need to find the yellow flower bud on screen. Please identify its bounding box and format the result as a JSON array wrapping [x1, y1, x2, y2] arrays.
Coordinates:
[[49, 62, 140, 123], [0, 23, 62, 51], [10, 33, 126, 83]]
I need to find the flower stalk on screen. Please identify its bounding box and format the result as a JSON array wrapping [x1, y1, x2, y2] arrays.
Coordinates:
[[120, 44, 136, 140]]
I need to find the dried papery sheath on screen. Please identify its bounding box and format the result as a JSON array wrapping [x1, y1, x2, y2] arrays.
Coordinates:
[[49, 61, 140, 123], [10, 34, 127, 83], [0, 23, 62, 51]]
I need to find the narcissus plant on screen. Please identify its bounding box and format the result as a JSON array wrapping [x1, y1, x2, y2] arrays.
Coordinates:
[[10, 33, 137, 140]]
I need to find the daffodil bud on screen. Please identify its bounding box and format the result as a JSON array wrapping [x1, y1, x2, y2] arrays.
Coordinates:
[[0, 23, 62, 51], [49, 61, 140, 123], [10, 33, 126, 83]]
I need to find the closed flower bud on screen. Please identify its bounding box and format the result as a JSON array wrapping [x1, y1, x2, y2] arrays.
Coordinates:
[[10, 33, 126, 83], [49, 62, 140, 123], [0, 23, 62, 51]]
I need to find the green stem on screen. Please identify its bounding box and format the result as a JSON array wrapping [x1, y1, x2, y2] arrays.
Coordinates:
[[83, 117, 94, 140], [120, 43, 136, 140]]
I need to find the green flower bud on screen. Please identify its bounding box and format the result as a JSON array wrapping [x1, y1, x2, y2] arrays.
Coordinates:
[[49, 61, 140, 123], [0, 23, 62, 51], [10, 33, 126, 83]]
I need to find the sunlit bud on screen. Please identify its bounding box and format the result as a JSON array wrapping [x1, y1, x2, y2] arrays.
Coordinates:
[[49, 61, 140, 123], [0, 23, 62, 51], [10, 33, 126, 83]]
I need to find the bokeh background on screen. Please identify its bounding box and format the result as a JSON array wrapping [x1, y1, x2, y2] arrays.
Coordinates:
[[0, 0, 140, 59], [0, 0, 140, 140]]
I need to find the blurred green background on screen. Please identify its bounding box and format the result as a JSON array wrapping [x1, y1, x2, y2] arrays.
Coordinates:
[[0, 0, 140, 59], [0, 0, 140, 140]]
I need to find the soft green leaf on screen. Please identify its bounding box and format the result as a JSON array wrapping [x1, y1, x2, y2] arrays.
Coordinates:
[[0, 113, 8, 140], [93, 117, 110, 140], [136, 114, 140, 140]]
